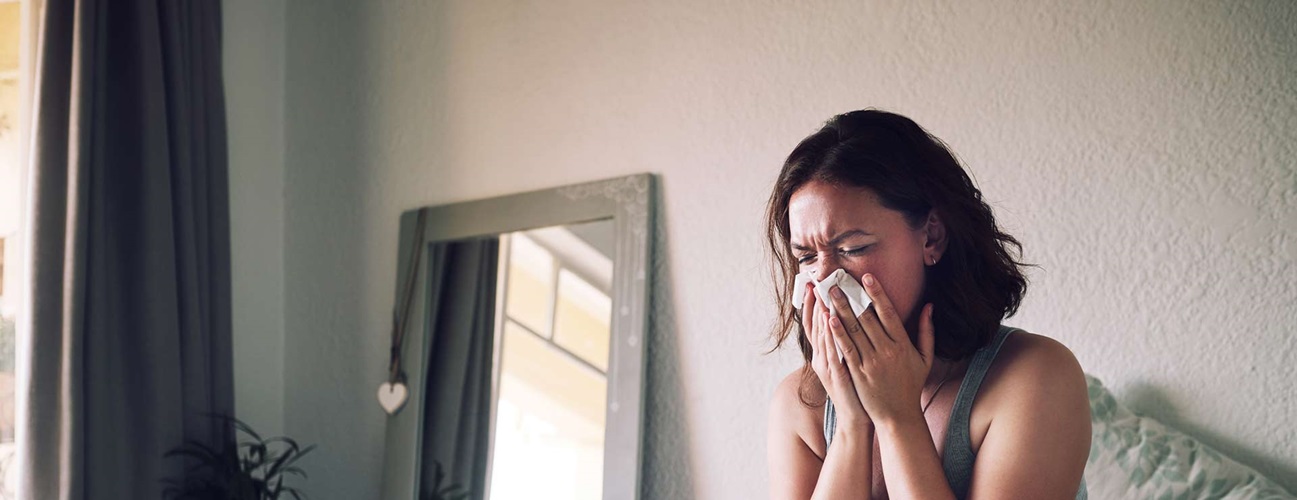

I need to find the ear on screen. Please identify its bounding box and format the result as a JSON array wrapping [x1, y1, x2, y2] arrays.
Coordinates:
[[922, 209, 948, 259]]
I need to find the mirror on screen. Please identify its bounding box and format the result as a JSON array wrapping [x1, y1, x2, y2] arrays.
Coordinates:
[[490, 220, 613, 499], [380, 174, 654, 500]]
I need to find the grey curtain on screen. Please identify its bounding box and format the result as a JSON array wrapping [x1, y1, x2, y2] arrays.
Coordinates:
[[21, 1, 233, 499], [420, 238, 500, 500]]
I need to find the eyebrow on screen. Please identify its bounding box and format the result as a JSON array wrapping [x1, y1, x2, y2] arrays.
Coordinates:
[[791, 229, 873, 251]]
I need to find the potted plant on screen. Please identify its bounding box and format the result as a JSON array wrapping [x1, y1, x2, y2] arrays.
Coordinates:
[[163, 415, 315, 500]]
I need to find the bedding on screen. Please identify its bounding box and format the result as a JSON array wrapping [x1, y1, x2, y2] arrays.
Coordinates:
[[1084, 374, 1294, 499]]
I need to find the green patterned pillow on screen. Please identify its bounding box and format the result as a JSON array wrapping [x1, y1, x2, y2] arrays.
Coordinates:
[[1085, 374, 1294, 499]]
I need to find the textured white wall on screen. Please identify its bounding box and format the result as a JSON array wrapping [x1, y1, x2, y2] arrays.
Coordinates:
[[225, 0, 287, 437], [276, 0, 1297, 497]]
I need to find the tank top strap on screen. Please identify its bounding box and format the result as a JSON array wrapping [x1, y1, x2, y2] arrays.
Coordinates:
[[941, 324, 1016, 497], [945, 325, 1016, 442]]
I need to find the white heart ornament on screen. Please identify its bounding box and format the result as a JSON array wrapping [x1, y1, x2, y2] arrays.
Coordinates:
[[378, 381, 409, 415]]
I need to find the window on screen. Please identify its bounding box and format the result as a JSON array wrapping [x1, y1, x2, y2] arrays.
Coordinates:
[[0, 0, 36, 497], [488, 221, 613, 500]]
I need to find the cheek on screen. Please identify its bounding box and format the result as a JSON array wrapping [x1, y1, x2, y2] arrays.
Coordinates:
[[866, 266, 923, 315]]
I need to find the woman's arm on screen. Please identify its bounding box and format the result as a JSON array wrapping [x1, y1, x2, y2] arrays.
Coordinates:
[[873, 414, 955, 500], [965, 334, 1091, 499], [769, 281, 880, 499], [821, 281, 955, 500], [767, 375, 823, 499], [767, 373, 874, 500], [812, 424, 874, 500]]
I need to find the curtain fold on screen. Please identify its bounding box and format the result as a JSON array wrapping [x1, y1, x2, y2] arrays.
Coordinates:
[[419, 238, 500, 500], [21, 1, 233, 499]]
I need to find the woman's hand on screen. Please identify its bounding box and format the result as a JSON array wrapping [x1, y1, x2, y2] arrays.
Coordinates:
[[825, 273, 936, 426], [804, 282, 872, 432]]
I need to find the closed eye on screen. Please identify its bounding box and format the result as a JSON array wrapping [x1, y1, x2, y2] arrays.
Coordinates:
[[840, 245, 870, 256], [796, 245, 870, 265]]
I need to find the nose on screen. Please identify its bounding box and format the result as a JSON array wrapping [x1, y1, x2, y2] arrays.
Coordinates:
[[810, 254, 842, 281]]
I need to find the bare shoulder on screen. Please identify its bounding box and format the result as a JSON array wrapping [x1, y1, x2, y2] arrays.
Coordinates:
[[973, 329, 1090, 449], [768, 369, 828, 499], [965, 330, 1092, 496], [769, 368, 827, 460], [988, 329, 1087, 394]]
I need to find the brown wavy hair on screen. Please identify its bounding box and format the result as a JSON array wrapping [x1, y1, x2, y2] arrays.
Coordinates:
[[764, 109, 1035, 405]]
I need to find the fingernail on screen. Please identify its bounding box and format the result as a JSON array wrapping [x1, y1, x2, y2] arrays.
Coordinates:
[[863, 273, 875, 286], [830, 285, 844, 298]]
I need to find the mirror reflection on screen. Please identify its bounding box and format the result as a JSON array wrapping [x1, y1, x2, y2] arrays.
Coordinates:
[[487, 219, 614, 500], [386, 174, 651, 500]]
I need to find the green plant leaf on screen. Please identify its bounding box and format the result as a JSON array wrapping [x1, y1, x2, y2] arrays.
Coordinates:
[[223, 414, 265, 443], [244, 441, 269, 471], [281, 466, 308, 479], [266, 444, 300, 479], [265, 436, 302, 452], [275, 444, 316, 473], [164, 412, 316, 500]]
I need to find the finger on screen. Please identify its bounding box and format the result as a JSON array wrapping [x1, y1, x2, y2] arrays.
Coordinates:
[[815, 302, 829, 367], [821, 311, 851, 393], [827, 284, 854, 320], [830, 285, 875, 352], [819, 308, 840, 364], [815, 288, 835, 356], [801, 282, 815, 335], [919, 303, 936, 370], [856, 303, 888, 352], [824, 311, 853, 381], [859, 273, 901, 343], [828, 314, 862, 366], [824, 316, 865, 411], [810, 301, 824, 369], [831, 314, 873, 410]]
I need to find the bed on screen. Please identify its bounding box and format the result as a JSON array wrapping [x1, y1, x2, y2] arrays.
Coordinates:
[[1083, 374, 1294, 499]]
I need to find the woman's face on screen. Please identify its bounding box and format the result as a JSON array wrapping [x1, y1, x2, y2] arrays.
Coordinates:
[[788, 180, 940, 332]]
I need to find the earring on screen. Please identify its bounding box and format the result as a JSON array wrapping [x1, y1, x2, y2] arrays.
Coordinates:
[[929, 256, 937, 266]]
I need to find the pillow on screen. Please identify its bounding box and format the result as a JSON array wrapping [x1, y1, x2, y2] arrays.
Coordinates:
[[1085, 374, 1295, 499]]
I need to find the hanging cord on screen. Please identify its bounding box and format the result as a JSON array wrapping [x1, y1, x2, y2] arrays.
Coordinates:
[[389, 208, 429, 384]]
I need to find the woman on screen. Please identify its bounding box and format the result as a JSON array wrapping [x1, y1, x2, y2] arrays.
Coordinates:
[[765, 110, 1090, 499]]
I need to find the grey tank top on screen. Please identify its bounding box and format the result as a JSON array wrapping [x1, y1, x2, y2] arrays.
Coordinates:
[[822, 325, 1087, 499]]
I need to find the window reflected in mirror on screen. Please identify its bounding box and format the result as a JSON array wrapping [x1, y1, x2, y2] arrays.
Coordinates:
[[0, 2, 30, 495], [503, 234, 554, 338], [489, 219, 613, 500], [554, 269, 611, 372]]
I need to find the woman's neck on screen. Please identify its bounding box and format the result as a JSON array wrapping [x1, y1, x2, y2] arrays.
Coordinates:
[[925, 356, 968, 389]]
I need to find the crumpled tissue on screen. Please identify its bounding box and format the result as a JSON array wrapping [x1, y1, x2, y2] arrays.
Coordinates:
[[793, 268, 872, 362], [792, 268, 872, 319]]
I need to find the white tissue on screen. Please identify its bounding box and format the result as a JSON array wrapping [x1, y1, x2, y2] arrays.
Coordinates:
[[792, 268, 872, 318], [792, 269, 873, 362]]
